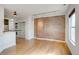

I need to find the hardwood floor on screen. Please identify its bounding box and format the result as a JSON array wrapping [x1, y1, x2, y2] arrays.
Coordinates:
[[0, 38, 71, 55], [0, 46, 16, 55]]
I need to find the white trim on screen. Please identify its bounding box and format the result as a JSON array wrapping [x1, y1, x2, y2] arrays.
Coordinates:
[[68, 12, 75, 46], [70, 39, 76, 46]]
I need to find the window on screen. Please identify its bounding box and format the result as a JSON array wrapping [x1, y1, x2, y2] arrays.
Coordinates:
[[69, 8, 75, 46]]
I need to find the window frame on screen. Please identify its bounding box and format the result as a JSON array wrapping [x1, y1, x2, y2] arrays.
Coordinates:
[[69, 8, 75, 46]]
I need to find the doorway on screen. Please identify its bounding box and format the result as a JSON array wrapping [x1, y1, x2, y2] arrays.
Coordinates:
[[15, 22, 25, 39]]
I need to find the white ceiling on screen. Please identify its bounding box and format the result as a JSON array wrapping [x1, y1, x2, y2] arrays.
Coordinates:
[[0, 4, 69, 19]]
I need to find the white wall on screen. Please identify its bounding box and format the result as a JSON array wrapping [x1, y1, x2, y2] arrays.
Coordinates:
[[25, 16, 34, 40], [15, 18, 26, 23], [0, 6, 4, 35], [65, 4, 79, 55]]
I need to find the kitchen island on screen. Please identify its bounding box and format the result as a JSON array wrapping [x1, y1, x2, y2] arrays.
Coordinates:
[[0, 31, 16, 53]]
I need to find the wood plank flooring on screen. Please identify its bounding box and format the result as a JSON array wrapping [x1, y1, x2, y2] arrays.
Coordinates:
[[0, 38, 71, 55], [0, 46, 16, 55]]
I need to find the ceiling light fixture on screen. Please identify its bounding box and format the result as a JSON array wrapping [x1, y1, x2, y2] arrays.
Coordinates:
[[63, 4, 66, 6], [13, 11, 17, 16]]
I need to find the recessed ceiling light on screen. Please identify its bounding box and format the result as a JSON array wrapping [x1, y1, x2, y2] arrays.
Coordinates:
[[63, 4, 66, 6]]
